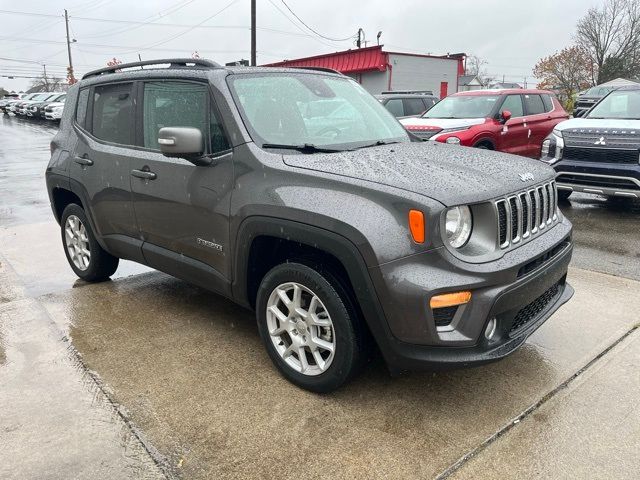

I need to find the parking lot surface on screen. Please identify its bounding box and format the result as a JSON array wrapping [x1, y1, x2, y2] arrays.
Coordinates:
[[1, 116, 639, 479]]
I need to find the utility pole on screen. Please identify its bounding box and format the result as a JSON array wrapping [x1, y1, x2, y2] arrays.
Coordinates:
[[250, 0, 256, 66], [64, 9, 76, 84], [43, 64, 48, 91]]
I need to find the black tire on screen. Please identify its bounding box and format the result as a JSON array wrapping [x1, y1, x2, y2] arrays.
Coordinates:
[[60, 203, 119, 282], [256, 262, 365, 393], [557, 190, 572, 202], [473, 141, 492, 150]]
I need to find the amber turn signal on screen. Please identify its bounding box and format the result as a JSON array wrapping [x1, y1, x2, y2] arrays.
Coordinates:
[[408, 209, 425, 243], [430, 291, 472, 309]]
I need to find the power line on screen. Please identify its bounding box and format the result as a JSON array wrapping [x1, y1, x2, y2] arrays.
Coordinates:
[[279, 0, 355, 42]]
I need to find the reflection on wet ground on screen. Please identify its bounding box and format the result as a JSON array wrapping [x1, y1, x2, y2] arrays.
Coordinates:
[[1, 115, 640, 479]]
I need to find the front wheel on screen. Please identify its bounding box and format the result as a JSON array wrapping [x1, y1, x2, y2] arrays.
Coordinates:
[[256, 263, 365, 393], [60, 204, 119, 282]]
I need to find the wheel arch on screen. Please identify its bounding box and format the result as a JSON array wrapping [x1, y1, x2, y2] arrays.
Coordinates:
[[233, 217, 396, 360]]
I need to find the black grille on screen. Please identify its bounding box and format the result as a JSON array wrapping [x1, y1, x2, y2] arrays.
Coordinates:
[[556, 174, 640, 191], [509, 283, 560, 334], [409, 130, 440, 140], [563, 147, 639, 164], [497, 201, 507, 245], [529, 191, 537, 226], [433, 306, 458, 327], [518, 240, 570, 278], [519, 193, 529, 231], [509, 197, 518, 240]]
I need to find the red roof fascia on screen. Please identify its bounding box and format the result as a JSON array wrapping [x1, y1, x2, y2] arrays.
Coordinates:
[[266, 45, 388, 74]]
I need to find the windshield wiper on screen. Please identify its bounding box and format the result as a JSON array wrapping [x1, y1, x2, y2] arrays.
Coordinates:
[[351, 140, 402, 150], [261, 142, 343, 153]]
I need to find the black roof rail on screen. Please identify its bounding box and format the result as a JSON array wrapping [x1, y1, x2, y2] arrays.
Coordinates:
[[381, 90, 434, 96], [286, 66, 343, 75], [82, 58, 222, 79]]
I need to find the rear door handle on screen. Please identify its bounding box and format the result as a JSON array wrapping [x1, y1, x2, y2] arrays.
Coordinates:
[[74, 156, 93, 166], [131, 169, 157, 180]]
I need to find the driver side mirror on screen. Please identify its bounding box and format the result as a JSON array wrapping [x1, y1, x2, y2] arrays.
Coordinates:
[[158, 127, 211, 166], [500, 110, 512, 123]]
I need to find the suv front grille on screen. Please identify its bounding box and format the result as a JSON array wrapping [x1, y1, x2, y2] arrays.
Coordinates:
[[495, 181, 558, 249], [563, 147, 639, 164], [509, 282, 561, 335]]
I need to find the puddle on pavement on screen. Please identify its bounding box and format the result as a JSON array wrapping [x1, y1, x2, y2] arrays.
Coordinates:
[[37, 267, 640, 479], [0, 298, 166, 479]]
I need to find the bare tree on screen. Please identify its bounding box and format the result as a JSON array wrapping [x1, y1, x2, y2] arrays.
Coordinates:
[[465, 54, 494, 86], [576, 0, 640, 83], [29, 74, 66, 92]]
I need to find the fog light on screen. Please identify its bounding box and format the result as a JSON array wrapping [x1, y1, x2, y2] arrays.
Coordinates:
[[484, 317, 497, 340]]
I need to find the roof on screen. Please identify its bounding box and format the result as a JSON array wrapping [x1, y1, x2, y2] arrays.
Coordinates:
[[265, 45, 387, 74], [459, 75, 481, 86], [489, 82, 522, 89], [598, 77, 640, 87], [455, 88, 552, 96]]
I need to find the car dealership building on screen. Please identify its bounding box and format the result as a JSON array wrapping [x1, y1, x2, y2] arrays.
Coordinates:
[[266, 45, 465, 99]]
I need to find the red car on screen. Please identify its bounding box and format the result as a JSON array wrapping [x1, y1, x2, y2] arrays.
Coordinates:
[[399, 89, 568, 158]]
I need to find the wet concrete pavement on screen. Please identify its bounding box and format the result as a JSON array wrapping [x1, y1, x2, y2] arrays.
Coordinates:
[[1, 115, 639, 479]]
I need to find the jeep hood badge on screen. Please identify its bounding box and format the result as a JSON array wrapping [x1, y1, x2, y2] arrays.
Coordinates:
[[519, 172, 534, 182]]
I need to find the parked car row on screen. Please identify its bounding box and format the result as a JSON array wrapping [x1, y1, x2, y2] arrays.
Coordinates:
[[0, 92, 66, 121]]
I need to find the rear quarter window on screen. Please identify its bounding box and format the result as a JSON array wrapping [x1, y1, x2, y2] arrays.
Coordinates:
[[75, 88, 90, 128], [541, 94, 554, 112]]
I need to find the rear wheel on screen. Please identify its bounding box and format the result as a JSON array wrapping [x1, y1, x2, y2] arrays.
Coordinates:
[[256, 262, 365, 393], [60, 204, 119, 282]]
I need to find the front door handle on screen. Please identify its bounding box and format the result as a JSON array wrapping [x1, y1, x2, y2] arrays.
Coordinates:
[[131, 169, 157, 180], [74, 156, 93, 166]]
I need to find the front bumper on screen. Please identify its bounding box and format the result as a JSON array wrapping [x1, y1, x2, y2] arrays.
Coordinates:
[[551, 160, 640, 199], [369, 219, 573, 372]]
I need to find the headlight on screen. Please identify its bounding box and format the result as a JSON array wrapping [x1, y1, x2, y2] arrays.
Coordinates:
[[445, 206, 472, 248], [445, 136, 461, 144], [552, 128, 563, 138], [541, 139, 551, 157]]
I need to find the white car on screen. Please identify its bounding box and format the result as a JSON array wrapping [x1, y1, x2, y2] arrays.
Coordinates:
[[44, 101, 65, 121]]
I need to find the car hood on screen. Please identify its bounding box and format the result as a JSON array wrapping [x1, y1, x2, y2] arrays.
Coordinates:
[[399, 117, 486, 129], [282, 142, 554, 206], [46, 102, 65, 108], [554, 118, 640, 131]]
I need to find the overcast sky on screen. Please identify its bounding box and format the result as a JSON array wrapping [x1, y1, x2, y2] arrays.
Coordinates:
[[0, 0, 607, 92]]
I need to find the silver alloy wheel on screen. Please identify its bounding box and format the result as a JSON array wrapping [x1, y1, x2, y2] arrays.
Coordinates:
[[64, 215, 91, 271], [266, 282, 336, 376]]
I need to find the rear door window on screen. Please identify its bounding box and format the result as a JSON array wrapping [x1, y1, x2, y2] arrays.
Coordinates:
[[385, 98, 404, 117], [500, 95, 524, 117], [403, 98, 426, 116], [523, 94, 545, 115], [91, 83, 134, 145]]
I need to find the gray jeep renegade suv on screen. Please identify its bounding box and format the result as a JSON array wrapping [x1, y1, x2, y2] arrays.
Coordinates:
[[46, 59, 574, 392]]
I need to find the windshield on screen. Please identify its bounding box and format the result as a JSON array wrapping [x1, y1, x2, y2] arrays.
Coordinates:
[[587, 89, 640, 119], [228, 73, 409, 150], [421, 95, 499, 119], [583, 86, 616, 97]]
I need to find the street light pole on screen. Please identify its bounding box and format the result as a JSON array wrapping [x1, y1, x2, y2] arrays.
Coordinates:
[[250, 0, 256, 66], [64, 9, 76, 84]]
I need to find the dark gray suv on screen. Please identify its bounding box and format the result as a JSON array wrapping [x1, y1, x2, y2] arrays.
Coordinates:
[[46, 59, 574, 392]]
